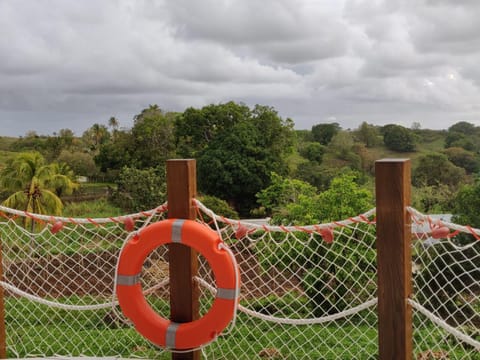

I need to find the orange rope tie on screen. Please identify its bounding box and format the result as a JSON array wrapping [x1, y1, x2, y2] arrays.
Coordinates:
[[23, 211, 35, 220], [294, 225, 313, 234], [279, 225, 290, 233], [23, 211, 46, 225], [358, 214, 375, 224], [87, 218, 100, 227], [217, 216, 232, 226], [313, 225, 323, 235], [466, 225, 480, 240], [448, 230, 460, 238], [155, 204, 167, 213]]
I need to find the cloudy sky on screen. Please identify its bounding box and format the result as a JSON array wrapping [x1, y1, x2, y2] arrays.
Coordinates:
[[1, 0, 480, 136]]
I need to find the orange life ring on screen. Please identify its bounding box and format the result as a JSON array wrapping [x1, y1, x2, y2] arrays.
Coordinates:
[[116, 219, 239, 350]]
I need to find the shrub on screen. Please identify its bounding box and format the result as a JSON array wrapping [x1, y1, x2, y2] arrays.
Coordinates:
[[383, 124, 416, 152]]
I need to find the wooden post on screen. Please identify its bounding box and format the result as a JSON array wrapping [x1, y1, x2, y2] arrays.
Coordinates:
[[375, 159, 412, 360], [0, 242, 6, 359], [166, 159, 201, 360]]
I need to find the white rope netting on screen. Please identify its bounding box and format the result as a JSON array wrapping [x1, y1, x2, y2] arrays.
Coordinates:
[[409, 208, 480, 359], [0, 202, 478, 359]]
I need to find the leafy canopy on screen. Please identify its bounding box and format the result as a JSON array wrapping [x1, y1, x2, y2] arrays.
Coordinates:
[[0, 152, 77, 221]]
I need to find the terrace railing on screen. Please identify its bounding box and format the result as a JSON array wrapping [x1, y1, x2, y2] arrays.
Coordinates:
[[0, 159, 478, 359]]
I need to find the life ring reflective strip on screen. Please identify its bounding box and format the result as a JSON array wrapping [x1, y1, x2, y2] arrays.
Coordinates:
[[116, 218, 239, 350]]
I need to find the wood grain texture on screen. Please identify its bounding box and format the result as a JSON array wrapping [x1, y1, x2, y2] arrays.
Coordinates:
[[167, 159, 201, 360], [375, 159, 412, 360]]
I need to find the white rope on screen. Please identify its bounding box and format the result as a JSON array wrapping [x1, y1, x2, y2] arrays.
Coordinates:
[[0, 278, 170, 312], [194, 199, 376, 231], [238, 298, 378, 325], [408, 299, 480, 351], [0, 280, 116, 311], [0, 202, 168, 224], [195, 277, 377, 325]]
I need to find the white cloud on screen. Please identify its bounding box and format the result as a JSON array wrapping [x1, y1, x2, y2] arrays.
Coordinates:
[[1, 0, 480, 136]]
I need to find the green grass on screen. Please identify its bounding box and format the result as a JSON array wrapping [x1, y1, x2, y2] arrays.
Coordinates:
[[63, 199, 122, 218], [5, 294, 479, 359], [363, 136, 447, 175], [0, 150, 17, 168], [0, 137, 17, 151]]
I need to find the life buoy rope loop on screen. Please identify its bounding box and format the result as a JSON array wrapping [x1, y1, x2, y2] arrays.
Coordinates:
[[116, 218, 239, 350]]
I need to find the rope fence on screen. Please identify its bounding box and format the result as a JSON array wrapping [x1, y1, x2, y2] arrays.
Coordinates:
[[0, 159, 478, 359]]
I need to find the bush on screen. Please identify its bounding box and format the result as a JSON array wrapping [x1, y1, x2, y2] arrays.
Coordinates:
[[382, 124, 416, 152], [110, 166, 166, 212], [197, 195, 239, 221], [57, 150, 98, 178]]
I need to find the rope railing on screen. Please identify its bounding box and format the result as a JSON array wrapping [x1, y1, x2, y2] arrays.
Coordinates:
[[0, 196, 478, 358]]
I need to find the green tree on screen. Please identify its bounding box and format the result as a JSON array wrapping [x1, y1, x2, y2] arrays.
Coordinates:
[[57, 150, 98, 178], [411, 184, 455, 213], [452, 178, 480, 230], [382, 124, 416, 152], [82, 123, 110, 153], [131, 106, 176, 167], [298, 142, 326, 163], [255, 172, 317, 220], [326, 131, 361, 170], [412, 152, 466, 188], [256, 172, 374, 315], [95, 129, 135, 179], [448, 121, 476, 135], [11, 131, 46, 153], [110, 166, 166, 212], [311, 123, 341, 145], [444, 121, 480, 152], [279, 173, 373, 224], [0, 152, 77, 226], [293, 161, 326, 190], [443, 147, 480, 174], [355, 122, 379, 148], [175, 101, 251, 157], [48, 162, 78, 197], [108, 116, 119, 132], [192, 103, 294, 215]]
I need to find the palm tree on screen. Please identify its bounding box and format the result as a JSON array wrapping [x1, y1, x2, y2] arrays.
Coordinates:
[[0, 152, 77, 229], [108, 116, 119, 131], [108, 116, 119, 141]]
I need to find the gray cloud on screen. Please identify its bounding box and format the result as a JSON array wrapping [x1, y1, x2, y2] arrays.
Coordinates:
[[1, 0, 480, 137]]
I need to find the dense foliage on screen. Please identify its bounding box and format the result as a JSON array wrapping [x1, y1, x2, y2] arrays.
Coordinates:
[[1, 106, 480, 222], [0, 152, 77, 228], [382, 124, 416, 152], [109, 166, 166, 212]]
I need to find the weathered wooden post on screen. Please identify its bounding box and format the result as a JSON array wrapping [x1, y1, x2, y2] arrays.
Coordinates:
[[167, 159, 201, 360], [375, 159, 413, 360]]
